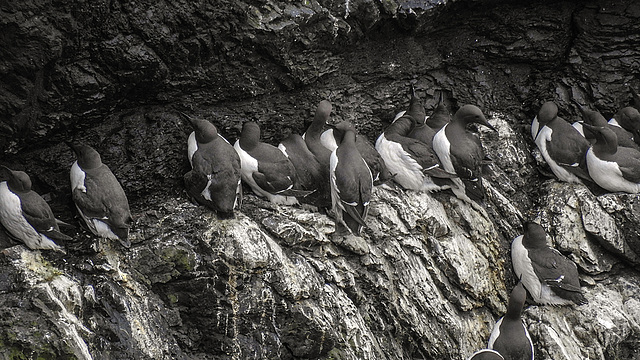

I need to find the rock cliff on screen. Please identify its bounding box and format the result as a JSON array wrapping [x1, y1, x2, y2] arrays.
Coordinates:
[[1, 0, 640, 359]]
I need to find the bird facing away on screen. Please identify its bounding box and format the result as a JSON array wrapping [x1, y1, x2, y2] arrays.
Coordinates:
[[376, 110, 456, 192], [235, 121, 313, 205], [531, 101, 592, 184], [487, 282, 535, 360], [185, 116, 242, 219], [575, 103, 639, 150], [609, 106, 640, 146], [426, 91, 452, 132], [583, 123, 640, 193], [69, 143, 133, 248], [278, 133, 324, 197], [330, 121, 373, 236], [301, 100, 334, 208], [320, 126, 393, 186], [406, 85, 437, 147], [0, 167, 70, 251], [432, 104, 496, 205], [511, 221, 587, 305]]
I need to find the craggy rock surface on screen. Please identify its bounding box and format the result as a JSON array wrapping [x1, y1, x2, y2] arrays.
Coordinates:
[[1, 0, 640, 359]]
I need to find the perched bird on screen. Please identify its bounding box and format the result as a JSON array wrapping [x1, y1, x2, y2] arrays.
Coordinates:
[[320, 127, 393, 186], [609, 106, 640, 146], [0, 167, 70, 251], [426, 91, 452, 132], [432, 104, 496, 205], [278, 133, 324, 195], [487, 282, 535, 360], [69, 143, 133, 248], [302, 100, 334, 207], [304, 100, 334, 166], [330, 121, 373, 235], [511, 222, 587, 305], [184, 116, 242, 219], [467, 349, 504, 360], [583, 124, 640, 193], [530, 101, 591, 184], [575, 103, 638, 150], [407, 86, 437, 147], [234, 121, 312, 205], [376, 108, 456, 192]]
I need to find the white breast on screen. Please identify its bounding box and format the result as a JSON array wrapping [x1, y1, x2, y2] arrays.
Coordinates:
[[70, 161, 87, 192], [0, 182, 60, 250], [535, 126, 582, 183], [608, 118, 621, 127], [187, 131, 198, 167], [531, 116, 540, 141], [433, 125, 464, 194], [375, 133, 424, 190], [511, 235, 542, 303], [572, 122, 585, 137], [320, 129, 338, 152], [586, 148, 640, 193], [487, 317, 503, 349]]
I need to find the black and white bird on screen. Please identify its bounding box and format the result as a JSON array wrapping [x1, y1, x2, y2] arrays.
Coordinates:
[[432, 104, 496, 205], [320, 126, 392, 186], [583, 123, 640, 194], [575, 103, 638, 150], [0, 167, 70, 251], [426, 91, 452, 132], [330, 121, 373, 235], [376, 110, 455, 192], [302, 100, 334, 208], [531, 101, 591, 184], [487, 282, 535, 360], [609, 106, 640, 147], [278, 133, 324, 197], [467, 349, 504, 360], [69, 143, 133, 248], [185, 116, 242, 219], [235, 121, 313, 205], [511, 222, 587, 306]]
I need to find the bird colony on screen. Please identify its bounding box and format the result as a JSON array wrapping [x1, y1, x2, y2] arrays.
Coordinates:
[[2, 84, 640, 360]]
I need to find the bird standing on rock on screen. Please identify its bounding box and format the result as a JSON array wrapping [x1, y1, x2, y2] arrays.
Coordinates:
[[511, 221, 587, 306], [433, 104, 496, 206], [575, 103, 639, 150], [583, 123, 640, 194], [235, 121, 312, 205], [376, 86, 456, 192], [321, 125, 393, 186], [531, 101, 591, 184], [69, 143, 133, 248], [330, 121, 373, 236], [184, 116, 242, 219], [609, 106, 640, 146], [487, 282, 535, 360], [0, 167, 71, 251], [302, 100, 335, 208]]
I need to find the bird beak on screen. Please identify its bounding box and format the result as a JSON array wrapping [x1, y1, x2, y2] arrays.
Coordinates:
[[480, 117, 497, 132]]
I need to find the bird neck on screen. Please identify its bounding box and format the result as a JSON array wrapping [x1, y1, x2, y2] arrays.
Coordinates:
[[386, 117, 415, 136], [341, 130, 357, 146], [593, 134, 618, 156], [239, 124, 260, 150]]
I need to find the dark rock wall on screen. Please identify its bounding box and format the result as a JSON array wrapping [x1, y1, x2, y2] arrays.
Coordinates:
[[2, 0, 640, 359]]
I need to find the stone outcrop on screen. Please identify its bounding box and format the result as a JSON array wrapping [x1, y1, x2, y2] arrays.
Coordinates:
[[2, 0, 640, 359]]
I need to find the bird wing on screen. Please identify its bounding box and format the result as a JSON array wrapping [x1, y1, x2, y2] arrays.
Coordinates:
[[19, 191, 59, 234], [528, 247, 582, 292], [615, 148, 640, 183], [332, 153, 372, 227], [75, 166, 132, 230]]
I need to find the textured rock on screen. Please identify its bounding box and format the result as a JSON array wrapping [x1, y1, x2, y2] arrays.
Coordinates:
[[3, 0, 640, 359]]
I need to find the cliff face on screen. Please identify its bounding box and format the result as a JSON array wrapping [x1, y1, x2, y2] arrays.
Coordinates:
[[1, 0, 640, 359]]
